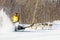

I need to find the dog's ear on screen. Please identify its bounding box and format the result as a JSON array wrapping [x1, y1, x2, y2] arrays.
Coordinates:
[[49, 24, 52, 26]]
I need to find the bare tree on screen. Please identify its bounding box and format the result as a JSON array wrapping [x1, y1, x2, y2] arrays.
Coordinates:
[[32, 0, 39, 24]]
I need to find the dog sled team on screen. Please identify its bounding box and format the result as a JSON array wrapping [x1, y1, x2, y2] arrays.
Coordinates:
[[12, 12, 53, 31]]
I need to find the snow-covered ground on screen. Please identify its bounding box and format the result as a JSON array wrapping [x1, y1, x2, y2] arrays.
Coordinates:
[[0, 30, 60, 40], [0, 21, 60, 40]]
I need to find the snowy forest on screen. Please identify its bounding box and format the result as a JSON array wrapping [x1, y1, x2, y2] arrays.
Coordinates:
[[0, 0, 60, 24]]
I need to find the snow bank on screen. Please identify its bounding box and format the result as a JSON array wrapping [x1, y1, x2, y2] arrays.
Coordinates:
[[52, 20, 60, 30]]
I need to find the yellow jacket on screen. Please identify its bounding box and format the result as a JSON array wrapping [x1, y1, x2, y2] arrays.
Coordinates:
[[12, 15, 19, 23]]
